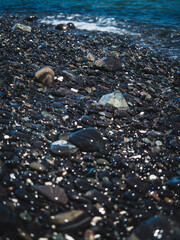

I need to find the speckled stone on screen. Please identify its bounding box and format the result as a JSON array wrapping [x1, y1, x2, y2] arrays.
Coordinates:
[[35, 66, 55, 85]]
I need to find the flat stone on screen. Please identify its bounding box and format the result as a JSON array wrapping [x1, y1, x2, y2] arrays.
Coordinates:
[[52, 210, 91, 230], [12, 23, 32, 32], [51, 140, 78, 156], [98, 90, 129, 110], [95, 57, 122, 72], [30, 162, 46, 172], [37, 185, 68, 204], [69, 128, 105, 152], [128, 216, 180, 240]]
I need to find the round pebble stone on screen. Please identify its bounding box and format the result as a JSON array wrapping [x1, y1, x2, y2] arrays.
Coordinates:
[[35, 66, 55, 85], [30, 162, 46, 172], [74, 178, 91, 192], [81, 115, 94, 126]]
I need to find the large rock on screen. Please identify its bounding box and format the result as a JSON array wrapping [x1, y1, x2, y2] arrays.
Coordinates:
[[95, 57, 122, 72], [98, 90, 129, 110], [69, 128, 105, 152], [128, 216, 180, 240], [12, 23, 32, 32], [35, 66, 55, 85]]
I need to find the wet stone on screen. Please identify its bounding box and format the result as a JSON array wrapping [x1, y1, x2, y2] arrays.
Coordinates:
[[85, 190, 108, 204], [96, 158, 110, 166], [128, 216, 180, 240], [74, 178, 91, 192], [0, 184, 7, 197], [11, 131, 30, 141], [67, 22, 76, 29], [0, 110, 14, 119], [124, 190, 140, 201], [98, 90, 129, 110], [35, 66, 55, 85], [69, 128, 105, 152], [169, 137, 180, 149], [30, 162, 46, 172], [114, 110, 131, 119], [24, 15, 38, 22], [126, 175, 150, 193], [37, 185, 68, 204], [95, 57, 122, 72], [52, 210, 91, 230], [12, 23, 32, 32], [87, 53, 96, 61], [81, 115, 94, 126], [51, 140, 78, 156], [166, 176, 180, 193], [55, 24, 69, 31], [0, 203, 18, 234]]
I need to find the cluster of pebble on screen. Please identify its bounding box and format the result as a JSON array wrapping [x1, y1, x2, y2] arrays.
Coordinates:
[[0, 14, 180, 240]]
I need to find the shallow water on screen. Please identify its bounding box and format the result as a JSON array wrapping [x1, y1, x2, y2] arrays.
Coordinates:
[[1, 0, 180, 27]]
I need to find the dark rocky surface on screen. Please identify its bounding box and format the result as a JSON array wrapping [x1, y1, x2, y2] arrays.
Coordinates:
[[0, 14, 180, 240]]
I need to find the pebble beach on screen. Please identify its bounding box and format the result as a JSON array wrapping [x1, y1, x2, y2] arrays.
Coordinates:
[[0, 13, 180, 240]]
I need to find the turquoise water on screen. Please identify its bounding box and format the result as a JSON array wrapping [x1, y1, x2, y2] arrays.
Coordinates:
[[1, 0, 180, 27]]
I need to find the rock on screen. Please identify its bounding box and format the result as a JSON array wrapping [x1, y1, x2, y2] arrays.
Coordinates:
[[52, 210, 91, 230], [0, 203, 18, 234], [0, 110, 14, 119], [37, 185, 68, 204], [69, 128, 105, 152], [169, 137, 180, 149], [51, 140, 78, 156], [166, 176, 180, 193], [55, 24, 68, 31], [126, 175, 150, 193], [114, 110, 131, 119], [87, 53, 96, 61], [95, 57, 122, 72], [35, 67, 55, 85], [128, 216, 180, 240], [98, 90, 129, 110], [74, 178, 91, 192], [30, 162, 46, 172], [12, 23, 32, 32], [85, 189, 108, 204], [60, 69, 78, 82], [24, 15, 38, 22], [67, 22, 76, 29], [81, 115, 94, 126]]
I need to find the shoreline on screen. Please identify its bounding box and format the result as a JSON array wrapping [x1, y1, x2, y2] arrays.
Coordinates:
[[1, 12, 180, 61], [0, 14, 180, 240]]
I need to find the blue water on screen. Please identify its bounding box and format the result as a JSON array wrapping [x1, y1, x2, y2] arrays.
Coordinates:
[[1, 0, 180, 27]]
